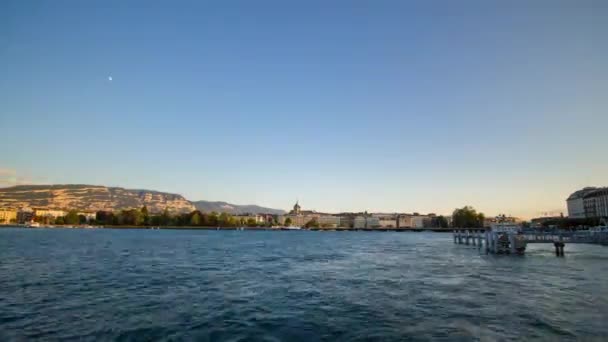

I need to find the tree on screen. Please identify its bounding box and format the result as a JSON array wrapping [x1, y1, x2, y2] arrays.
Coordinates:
[[436, 215, 449, 228], [141, 205, 150, 226], [33, 216, 47, 224], [160, 208, 171, 226], [219, 212, 231, 227], [208, 212, 219, 226], [246, 218, 258, 227], [452, 206, 485, 228], [54, 216, 65, 225], [96, 211, 114, 225], [305, 219, 319, 228], [190, 212, 202, 226], [284, 217, 292, 226], [121, 209, 143, 226], [65, 210, 80, 225]]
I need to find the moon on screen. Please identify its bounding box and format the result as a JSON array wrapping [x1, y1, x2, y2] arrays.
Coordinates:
[[108, 76, 113, 81]]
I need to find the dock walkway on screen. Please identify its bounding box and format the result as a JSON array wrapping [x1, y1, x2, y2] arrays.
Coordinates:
[[453, 228, 608, 256]]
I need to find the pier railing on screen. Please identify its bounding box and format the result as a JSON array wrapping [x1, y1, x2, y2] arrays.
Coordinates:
[[452, 228, 608, 255]]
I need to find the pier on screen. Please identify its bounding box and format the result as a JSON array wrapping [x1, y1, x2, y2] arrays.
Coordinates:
[[453, 227, 608, 256]]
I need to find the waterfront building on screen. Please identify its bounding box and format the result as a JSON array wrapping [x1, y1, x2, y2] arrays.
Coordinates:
[[338, 216, 354, 228], [353, 216, 380, 229], [317, 215, 340, 228], [373, 214, 398, 228], [583, 188, 608, 219], [411, 216, 427, 228], [280, 201, 328, 227], [567, 187, 599, 218], [366, 217, 380, 228], [34, 209, 67, 219], [17, 208, 34, 224], [398, 215, 414, 228], [0, 209, 17, 224], [567, 187, 608, 219], [233, 214, 268, 225], [530, 215, 563, 228], [484, 215, 523, 228], [353, 216, 366, 228]]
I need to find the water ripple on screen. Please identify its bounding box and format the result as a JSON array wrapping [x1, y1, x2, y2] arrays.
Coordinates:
[[1, 228, 608, 340]]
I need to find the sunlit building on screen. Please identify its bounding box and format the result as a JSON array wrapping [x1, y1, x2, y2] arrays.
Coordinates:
[[34, 209, 67, 219], [353, 216, 380, 228], [17, 208, 34, 223], [280, 201, 319, 227], [318, 216, 340, 228], [398, 215, 414, 228], [0, 209, 17, 224]]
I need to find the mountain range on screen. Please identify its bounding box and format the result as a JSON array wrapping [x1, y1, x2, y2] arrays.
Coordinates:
[[192, 201, 285, 215], [0, 184, 285, 215]]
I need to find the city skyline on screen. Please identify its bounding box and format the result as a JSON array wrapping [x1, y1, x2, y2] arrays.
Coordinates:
[[0, 179, 595, 219], [1, 1, 607, 219]]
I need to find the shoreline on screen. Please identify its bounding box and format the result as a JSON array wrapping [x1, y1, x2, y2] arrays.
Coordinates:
[[0, 224, 455, 232]]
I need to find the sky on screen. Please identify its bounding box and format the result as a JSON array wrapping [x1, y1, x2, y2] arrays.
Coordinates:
[[1, 0, 607, 218]]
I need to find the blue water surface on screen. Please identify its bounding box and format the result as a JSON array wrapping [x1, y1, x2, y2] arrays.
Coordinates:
[[1, 228, 607, 341]]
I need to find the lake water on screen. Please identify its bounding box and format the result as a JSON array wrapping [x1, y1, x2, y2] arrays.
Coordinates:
[[1, 228, 608, 341]]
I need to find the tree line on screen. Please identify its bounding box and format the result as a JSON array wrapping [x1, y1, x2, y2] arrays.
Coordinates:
[[34, 206, 277, 227]]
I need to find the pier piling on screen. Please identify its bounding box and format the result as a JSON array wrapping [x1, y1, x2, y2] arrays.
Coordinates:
[[554, 242, 565, 257]]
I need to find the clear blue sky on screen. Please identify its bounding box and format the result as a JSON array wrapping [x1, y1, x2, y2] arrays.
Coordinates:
[[1, 0, 607, 218]]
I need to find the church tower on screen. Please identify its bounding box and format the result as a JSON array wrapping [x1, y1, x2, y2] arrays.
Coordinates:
[[293, 200, 301, 215]]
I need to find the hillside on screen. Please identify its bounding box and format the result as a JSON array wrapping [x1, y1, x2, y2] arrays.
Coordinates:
[[192, 200, 285, 215], [0, 184, 195, 213]]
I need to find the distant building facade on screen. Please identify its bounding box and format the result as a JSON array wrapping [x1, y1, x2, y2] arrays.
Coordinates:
[[34, 209, 67, 219], [483, 215, 522, 228], [411, 216, 427, 228], [567, 187, 598, 218], [567, 187, 608, 219], [398, 215, 414, 228], [234, 214, 268, 225], [17, 208, 34, 223], [0, 209, 17, 224], [279, 201, 319, 227], [373, 214, 397, 228], [583, 188, 608, 219], [338, 216, 354, 228], [353, 216, 380, 229], [317, 216, 340, 228]]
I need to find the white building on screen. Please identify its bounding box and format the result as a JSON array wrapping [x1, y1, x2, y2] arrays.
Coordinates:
[[318, 216, 340, 228], [373, 214, 397, 228], [353, 216, 366, 228], [398, 215, 413, 228], [583, 188, 608, 219], [411, 216, 427, 228], [567, 187, 597, 218], [366, 217, 380, 228], [353, 216, 380, 229], [567, 187, 608, 219]]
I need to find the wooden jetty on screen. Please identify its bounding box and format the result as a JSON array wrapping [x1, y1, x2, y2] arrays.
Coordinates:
[[454, 225, 608, 256]]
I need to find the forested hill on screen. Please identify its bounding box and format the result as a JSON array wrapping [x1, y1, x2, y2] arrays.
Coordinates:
[[192, 200, 285, 215]]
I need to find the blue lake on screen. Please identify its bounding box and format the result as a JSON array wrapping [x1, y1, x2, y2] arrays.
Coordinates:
[[1, 228, 608, 341]]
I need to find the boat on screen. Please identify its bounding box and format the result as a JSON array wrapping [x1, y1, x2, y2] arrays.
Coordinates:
[[26, 222, 40, 228]]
